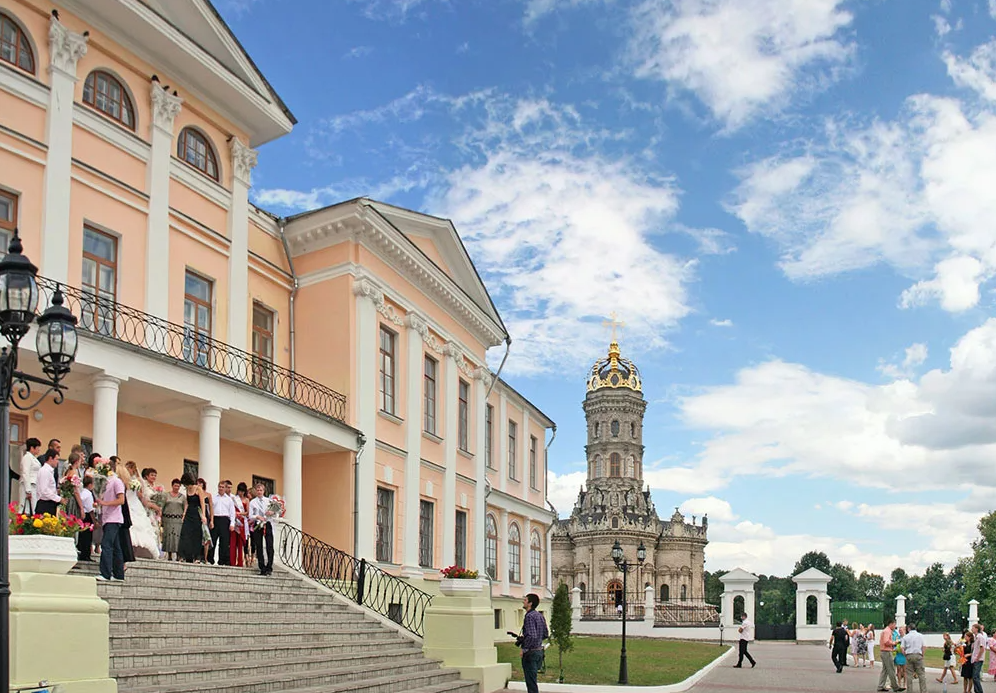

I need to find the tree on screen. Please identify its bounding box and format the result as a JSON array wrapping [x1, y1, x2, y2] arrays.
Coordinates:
[[549, 583, 574, 683], [829, 563, 859, 601], [793, 551, 831, 576], [857, 571, 885, 601], [962, 511, 996, 628], [705, 570, 726, 606]]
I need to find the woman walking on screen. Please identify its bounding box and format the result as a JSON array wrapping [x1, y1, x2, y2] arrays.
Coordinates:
[[938, 632, 959, 684], [960, 630, 974, 693], [178, 473, 207, 563], [161, 478, 185, 561]]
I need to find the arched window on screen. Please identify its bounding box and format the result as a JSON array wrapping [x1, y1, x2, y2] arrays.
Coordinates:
[[806, 594, 818, 625], [610, 453, 621, 477], [607, 579, 623, 606], [611, 516, 619, 529], [630, 422, 636, 438], [82, 70, 135, 130], [660, 584, 670, 602], [530, 530, 542, 585], [0, 12, 34, 74], [178, 127, 219, 181], [594, 455, 602, 477], [680, 584, 687, 600], [610, 420, 620, 437], [593, 422, 599, 438], [508, 523, 521, 583], [578, 582, 586, 601], [485, 514, 498, 580]]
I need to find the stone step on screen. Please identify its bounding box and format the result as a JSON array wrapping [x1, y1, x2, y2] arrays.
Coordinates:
[[107, 601, 357, 619], [74, 561, 312, 586], [108, 617, 377, 635], [120, 665, 469, 693], [111, 639, 422, 670], [110, 624, 418, 657], [114, 650, 441, 690], [99, 583, 350, 606]]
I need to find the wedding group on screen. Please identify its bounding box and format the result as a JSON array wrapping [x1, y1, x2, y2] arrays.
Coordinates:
[[12, 437, 286, 581]]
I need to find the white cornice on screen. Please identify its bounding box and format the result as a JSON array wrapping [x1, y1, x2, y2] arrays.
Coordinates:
[[169, 157, 231, 211], [73, 104, 150, 163], [0, 64, 48, 108], [487, 489, 556, 525]]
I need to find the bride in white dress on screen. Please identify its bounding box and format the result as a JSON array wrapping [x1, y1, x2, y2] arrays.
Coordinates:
[[124, 462, 160, 559]]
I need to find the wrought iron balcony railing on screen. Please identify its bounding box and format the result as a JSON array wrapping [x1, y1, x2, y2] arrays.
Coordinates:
[[36, 277, 348, 425]]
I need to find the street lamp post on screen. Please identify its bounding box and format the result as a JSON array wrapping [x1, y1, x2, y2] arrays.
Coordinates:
[[611, 539, 646, 686], [0, 230, 79, 693]]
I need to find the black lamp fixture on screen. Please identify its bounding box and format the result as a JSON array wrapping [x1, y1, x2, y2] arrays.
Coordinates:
[[611, 538, 646, 685], [0, 229, 78, 693]]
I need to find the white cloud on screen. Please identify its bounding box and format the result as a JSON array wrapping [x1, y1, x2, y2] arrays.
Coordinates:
[[522, 0, 609, 24], [989, 0, 996, 19], [679, 496, 737, 522], [709, 318, 733, 327], [878, 342, 928, 379], [628, 0, 855, 129], [345, 0, 445, 21], [547, 469, 589, 516], [343, 46, 373, 60]]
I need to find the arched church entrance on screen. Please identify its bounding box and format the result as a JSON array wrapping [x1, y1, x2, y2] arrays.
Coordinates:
[[607, 580, 623, 607]]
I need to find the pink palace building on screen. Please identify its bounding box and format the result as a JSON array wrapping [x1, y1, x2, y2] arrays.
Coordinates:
[[0, 0, 556, 633]]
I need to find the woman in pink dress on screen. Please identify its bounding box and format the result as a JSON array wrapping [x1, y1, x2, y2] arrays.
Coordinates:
[[230, 482, 250, 567], [987, 627, 996, 679]]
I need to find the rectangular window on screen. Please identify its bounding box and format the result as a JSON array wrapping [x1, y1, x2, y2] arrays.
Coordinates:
[[376, 487, 395, 563], [81, 226, 117, 336], [419, 499, 434, 568], [252, 475, 275, 496], [379, 327, 396, 415], [508, 421, 518, 480], [485, 404, 494, 469], [423, 356, 437, 434], [458, 379, 469, 451], [0, 189, 15, 251], [455, 510, 467, 568], [529, 435, 539, 489], [251, 302, 274, 390], [183, 271, 212, 367], [494, 609, 503, 630]]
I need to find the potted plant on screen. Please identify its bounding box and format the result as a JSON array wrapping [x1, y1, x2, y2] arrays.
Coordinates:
[[439, 565, 488, 595], [8, 502, 91, 574]]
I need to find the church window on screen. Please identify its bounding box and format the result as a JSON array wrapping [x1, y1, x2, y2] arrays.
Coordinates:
[[1, 12, 34, 74], [579, 582, 586, 600], [631, 422, 636, 438], [607, 579, 623, 606], [660, 584, 670, 602], [530, 530, 542, 585], [681, 584, 687, 600], [593, 422, 599, 438], [423, 355, 437, 434], [610, 453, 621, 477], [594, 455, 602, 477], [508, 420, 517, 480], [508, 523, 521, 583], [177, 127, 219, 181], [611, 420, 620, 437], [485, 404, 494, 469], [611, 517, 619, 529], [485, 515, 498, 579], [83, 70, 136, 130]]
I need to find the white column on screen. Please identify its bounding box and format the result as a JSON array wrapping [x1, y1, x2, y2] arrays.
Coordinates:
[[644, 584, 655, 624], [895, 595, 906, 628], [227, 139, 257, 351], [352, 277, 382, 560], [795, 591, 805, 629], [473, 368, 491, 574], [41, 16, 88, 283], [145, 84, 182, 319], [199, 405, 222, 491], [524, 517, 533, 593], [282, 431, 303, 528], [499, 508, 510, 595], [571, 586, 581, 621], [402, 313, 427, 576], [91, 375, 119, 458], [498, 393, 508, 493], [441, 344, 459, 568], [969, 599, 980, 627]]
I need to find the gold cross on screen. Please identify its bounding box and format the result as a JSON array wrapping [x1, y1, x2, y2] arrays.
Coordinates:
[[602, 312, 626, 342]]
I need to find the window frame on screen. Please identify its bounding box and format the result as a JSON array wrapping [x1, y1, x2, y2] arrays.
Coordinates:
[[183, 270, 213, 367], [376, 486, 395, 563], [251, 302, 275, 390], [81, 225, 118, 337], [82, 70, 136, 131], [0, 12, 35, 75], [485, 403, 494, 469], [611, 420, 620, 437], [507, 420, 518, 480], [485, 514, 498, 580], [177, 127, 220, 181], [457, 379, 469, 452], [379, 326, 397, 415], [530, 530, 542, 586], [251, 475, 275, 496], [0, 189, 16, 252], [423, 355, 437, 434], [455, 509, 467, 569], [610, 452, 621, 478], [508, 522, 521, 583], [418, 499, 434, 568], [529, 435, 538, 489]]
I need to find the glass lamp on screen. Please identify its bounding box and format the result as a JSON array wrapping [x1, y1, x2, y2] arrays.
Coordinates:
[[35, 288, 78, 381], [0, 230, 38, 343], [636, 541, 646, 564], [611, 539, 623, 565]]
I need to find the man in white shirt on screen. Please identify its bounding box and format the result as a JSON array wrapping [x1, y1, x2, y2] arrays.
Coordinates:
[[34, 452, 61, 517], [734, 615, 757, 668], [210, 481, 235, 566], [18, 437, 41, 514], [901, 623, 926, 693], [77, 476, 96, 561], [248, 483, 275, 576]]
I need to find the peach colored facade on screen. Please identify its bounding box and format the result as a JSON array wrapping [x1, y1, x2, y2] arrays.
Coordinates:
[[0, 0, 555, 596]]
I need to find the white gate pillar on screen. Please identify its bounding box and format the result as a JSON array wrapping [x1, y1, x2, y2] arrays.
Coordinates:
[[896, 595, 907, 628], [644, 584, 655, 624], [719, 568, 758, 628], [792, 567, 831, 642], [969, 599, 980, 628], [571, 586, 581, 621]]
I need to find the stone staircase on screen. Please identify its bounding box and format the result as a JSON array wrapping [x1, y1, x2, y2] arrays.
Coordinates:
[[72, 559, 479, 693]]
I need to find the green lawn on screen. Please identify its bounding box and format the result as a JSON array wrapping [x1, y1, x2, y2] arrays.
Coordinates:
[[497, 637, 728, 686]]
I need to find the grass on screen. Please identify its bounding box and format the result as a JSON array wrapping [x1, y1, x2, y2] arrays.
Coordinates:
[[497, 636, 728, 686]]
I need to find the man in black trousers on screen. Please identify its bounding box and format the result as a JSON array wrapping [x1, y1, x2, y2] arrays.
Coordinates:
[[830, 621, 850, 673], [733, 615, 757, 668]]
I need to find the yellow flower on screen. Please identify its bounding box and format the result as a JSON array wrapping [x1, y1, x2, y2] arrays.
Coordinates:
[[32, 519, 42, 528]]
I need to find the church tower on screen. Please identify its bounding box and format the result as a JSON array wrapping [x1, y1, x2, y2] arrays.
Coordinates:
[[583, 340, 646, 485]]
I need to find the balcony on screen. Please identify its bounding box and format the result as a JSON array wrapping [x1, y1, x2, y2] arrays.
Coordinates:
[[36, 276, 348, 426]]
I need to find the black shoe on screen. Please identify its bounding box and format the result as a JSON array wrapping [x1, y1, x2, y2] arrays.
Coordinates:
[[751, 661, 756, 668], [732, 665, 742, 668]]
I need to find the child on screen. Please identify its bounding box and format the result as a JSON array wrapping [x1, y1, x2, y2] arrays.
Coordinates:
[[76, 476, 95, 561], [938, 632, 959, 685]]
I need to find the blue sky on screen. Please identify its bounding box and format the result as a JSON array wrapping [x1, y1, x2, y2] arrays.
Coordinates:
[[218, 0, 996, 577]]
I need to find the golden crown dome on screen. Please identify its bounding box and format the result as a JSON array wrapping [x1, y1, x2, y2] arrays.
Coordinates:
[[586, 341, 642, 393]]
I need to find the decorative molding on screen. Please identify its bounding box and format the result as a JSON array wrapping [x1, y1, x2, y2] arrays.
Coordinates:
[[170, 158, 231, 211], [151, 85, 183, 134], [377, 300, 405, 328], [231, 138, 258, 186], [375, 439, 406, 458], [48, 15, 88, 78], [474, 366, 494, 390], [351, 275, 385, 307], [73, 103, 150, 162], [404, 312, 429, 340], [71, 172, 148, 214], [0, 140, 46, 167], [0, 63, 49, 108]]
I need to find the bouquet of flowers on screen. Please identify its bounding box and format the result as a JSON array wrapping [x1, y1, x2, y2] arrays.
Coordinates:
[[92, 459, 113, 498], [94, 459, 112, 477], [58, 476, 79, 503], [8, 502, 92, 537], [128, 478, 141, 493], [440, 565, 479, 579], [149, 486, 168, 509], [252, 495, 287, 530]]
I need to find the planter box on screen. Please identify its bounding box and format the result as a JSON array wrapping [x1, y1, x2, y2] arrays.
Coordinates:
[[9, 534, 77, 574], [440, 577, 489, 596]]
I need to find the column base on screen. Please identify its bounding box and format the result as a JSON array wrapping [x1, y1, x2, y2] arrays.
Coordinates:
[[401, 565, 425, 579], [452, 663, 512, 693], [424, 585, 509, 692]]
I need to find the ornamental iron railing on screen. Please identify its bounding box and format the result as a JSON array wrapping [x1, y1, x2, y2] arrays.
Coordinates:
[[36, 277, 348, 425], [278, 522, 433, 638], [654, 599, 721, 627], [581, 595, 646, 621]]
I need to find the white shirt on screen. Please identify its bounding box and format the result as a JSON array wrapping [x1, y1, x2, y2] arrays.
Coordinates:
[[248, 495, 277, 531], [19, 451, 37, 490], [80, 488, 94, 514], [739, 619, 755, 642], [901, 629, 925, 656], [36, 462, 60, 502], [212, 493, 236, 522]]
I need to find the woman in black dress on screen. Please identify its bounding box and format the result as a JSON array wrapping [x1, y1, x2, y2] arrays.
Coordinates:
[[960, 630, 974, 693], [178, 472, 205, 563]]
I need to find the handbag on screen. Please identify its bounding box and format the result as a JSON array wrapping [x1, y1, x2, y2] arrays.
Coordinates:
[[201, 522, 211, 544]]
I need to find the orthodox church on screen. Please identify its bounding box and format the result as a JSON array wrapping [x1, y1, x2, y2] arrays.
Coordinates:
[[552, 339, 708, 607]]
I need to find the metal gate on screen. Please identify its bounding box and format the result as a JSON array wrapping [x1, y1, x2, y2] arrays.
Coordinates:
[[756, 623, 796, 640]]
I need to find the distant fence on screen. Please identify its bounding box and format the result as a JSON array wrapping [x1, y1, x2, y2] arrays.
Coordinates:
[[654, 599, 720, 627]]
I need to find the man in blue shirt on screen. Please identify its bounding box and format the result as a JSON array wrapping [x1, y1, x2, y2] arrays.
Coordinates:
[[520, 593, 549, 693]]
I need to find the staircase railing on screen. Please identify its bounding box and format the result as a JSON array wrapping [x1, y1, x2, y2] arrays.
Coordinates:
[[278, 523, 433, 638]]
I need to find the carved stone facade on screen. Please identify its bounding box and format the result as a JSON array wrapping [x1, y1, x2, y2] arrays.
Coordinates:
[[552, 341, 708, 604]]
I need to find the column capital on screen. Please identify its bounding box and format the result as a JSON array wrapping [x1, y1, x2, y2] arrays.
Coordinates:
[[473, 366, 493, 389], [442, 342, 463, 362], [231, 138, 259, 187], [91, 374, 120, 389], [405, 311, 430, 340], [283, 430, 304, 444], [150, 83, 183, 134], [200, 404, 223, 419], [48, 15, 88, 78], [352, 276, 385, 307]]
